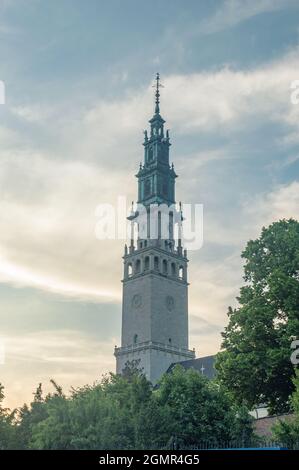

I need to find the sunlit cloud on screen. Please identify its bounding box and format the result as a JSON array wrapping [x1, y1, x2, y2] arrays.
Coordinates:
[[1, 330, 116, 408], [0, 257, 119, 301]]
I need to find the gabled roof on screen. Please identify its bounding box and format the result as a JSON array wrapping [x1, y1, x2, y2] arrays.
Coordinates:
[[167, 355, 216, 380]]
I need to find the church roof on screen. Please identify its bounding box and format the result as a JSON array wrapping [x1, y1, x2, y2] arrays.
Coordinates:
[[167, 355, 216, 380]]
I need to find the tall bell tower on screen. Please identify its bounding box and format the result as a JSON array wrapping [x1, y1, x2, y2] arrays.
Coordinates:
[[114, 74, 195, 384]]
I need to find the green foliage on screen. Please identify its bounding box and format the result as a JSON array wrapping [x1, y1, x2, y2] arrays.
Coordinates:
[[0, 366, 254, 449], [155, 366, 254, 446], [29, 370, 154, 450], [0, 383, 17, 449], [216, 219, 299, 414], [273, 371, 299, 447], [15, 383, 50, 449]]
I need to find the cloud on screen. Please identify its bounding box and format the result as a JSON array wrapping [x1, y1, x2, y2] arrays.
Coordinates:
[[1, 329, 116, 408], [202, 183, 299, 250], [188, 180, 299, 357], [189, 315, 223, 357], [165, 51, 299, 135], [0, 149, 128, 300], [0, 49, 298, 302], [11, 105, 53, 123], [198, 0, 298, 35], [9, 47, 299, 150], [244, 181, 299, 226], [0, 125, 20, 147]]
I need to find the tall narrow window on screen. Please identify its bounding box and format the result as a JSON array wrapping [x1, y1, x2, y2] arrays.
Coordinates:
[[144, 256, 150, 270], [171, 262, 176, 277], [135, 259, 141, 274], [158, 211, 161, 239], [179, 266, 184, 280], [162, 259, 168, 275], [128, 263, 133, 277], [154, 256, 159, 271], [133, 334, 138, 344], [169, 211, 174, 239], [144, 179, 151, 197], [148, 146, 153, 162]]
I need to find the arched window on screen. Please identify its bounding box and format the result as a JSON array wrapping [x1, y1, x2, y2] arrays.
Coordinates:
[[140, 242, 143, 249], [144, 240, 147, 248], [135, 259, 141, 274], [144, 256, 150, 271], [179, 266, 184, 280], [154, 256, 159, 271], [171, 262, 176, 277], [127, 263, 133, 277], [168, 338, 172, 344], [133, 334, 138, 344], [162, 259, 168, 275]]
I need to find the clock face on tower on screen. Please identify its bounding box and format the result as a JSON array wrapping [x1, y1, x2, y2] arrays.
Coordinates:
[[132, 294, 142, 309]]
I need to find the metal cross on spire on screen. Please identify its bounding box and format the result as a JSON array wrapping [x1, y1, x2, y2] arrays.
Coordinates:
[[152, 72, 164, 114]]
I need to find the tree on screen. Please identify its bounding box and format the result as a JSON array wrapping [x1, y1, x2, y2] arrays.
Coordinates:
[[15, 383, 49, 449], [24, 367, 254, 449], [216, 219, 299, 414], [273, 371, 299, 448], [30, 372, 153, 450], [155, 365, 254, 447], [0, 384, 16, 449]]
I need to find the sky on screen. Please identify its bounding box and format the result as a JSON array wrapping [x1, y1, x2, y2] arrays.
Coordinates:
[[0, 0, 299, 408]]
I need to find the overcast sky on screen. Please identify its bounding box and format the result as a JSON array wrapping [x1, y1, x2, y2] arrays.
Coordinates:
[[0, 0, 299, 408]]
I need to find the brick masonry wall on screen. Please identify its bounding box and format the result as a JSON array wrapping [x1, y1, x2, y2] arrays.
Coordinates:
[[254, 413, 295, 438]]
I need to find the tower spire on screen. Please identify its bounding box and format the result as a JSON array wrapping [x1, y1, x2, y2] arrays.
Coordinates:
[[153, 72, 163, 115], [148, 73, 165, 140]]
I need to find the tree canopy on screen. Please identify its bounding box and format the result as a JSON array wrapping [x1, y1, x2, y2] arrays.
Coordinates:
[[0, 366, 254, 449], [216, 219, 299, 415], [273, 371, 299, 448]]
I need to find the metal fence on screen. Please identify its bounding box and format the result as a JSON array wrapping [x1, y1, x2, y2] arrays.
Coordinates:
[[157, 438, 299, 451]]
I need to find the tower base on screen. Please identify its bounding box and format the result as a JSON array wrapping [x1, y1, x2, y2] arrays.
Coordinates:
[[114, 341, 195, 385]]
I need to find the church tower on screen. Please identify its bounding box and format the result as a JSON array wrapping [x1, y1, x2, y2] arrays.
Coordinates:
[[114, 74, 195, 384]]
